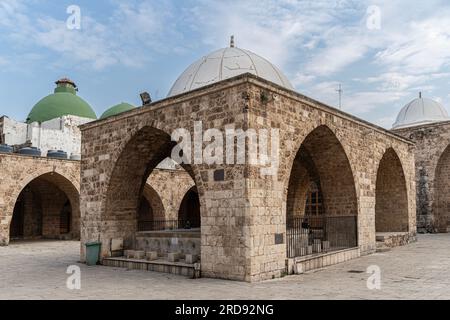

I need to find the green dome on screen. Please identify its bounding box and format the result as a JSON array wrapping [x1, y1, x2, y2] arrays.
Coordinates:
[[26, 79, 97, 124], [100, 102, 135, 119]]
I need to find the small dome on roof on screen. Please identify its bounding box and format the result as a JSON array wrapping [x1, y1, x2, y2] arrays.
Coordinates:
[[27, 78, 97, 124], [392, 93, 449, 129], [100, 102, 135, 119], [168, 36, 294, 97]]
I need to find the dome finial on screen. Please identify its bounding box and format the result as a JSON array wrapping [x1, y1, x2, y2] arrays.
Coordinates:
[[55, 77, 78, 94], [230, 35, 235, 48]]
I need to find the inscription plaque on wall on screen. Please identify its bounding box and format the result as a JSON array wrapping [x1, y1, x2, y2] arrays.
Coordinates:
[[214, 169, 225, 181], [275, 233, 284, 245]]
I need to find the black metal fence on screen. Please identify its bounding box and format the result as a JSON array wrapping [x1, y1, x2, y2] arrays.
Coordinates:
[[286, 215, 357, 258], [138, 219, 200, 232]]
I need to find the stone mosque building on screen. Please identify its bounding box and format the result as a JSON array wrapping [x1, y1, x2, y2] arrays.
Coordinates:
[[0, 39, 448, 282]]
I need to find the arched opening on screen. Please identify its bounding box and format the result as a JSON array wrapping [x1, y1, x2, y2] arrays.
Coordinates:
[[10, 188, 42, 239], [104, 126, 175, 241], [103, 126, 201, 261], [434, 145, 450, 232], [178, 187, 201, 229], [375, 148, 409, 233], [137, 184, 165, 231], [286, 125, 358, 258], [9, 173, 80, 242]]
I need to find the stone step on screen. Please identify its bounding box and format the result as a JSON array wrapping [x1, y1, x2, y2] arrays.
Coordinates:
[[376, 232, 415, 250], [376, 241, 391, 253], [103, 257, 201, 278]]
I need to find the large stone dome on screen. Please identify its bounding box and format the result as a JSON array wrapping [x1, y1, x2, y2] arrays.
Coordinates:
[[392, 93, 449, 129], [27, 78, 97, 124], [168, 37, 294, 97]]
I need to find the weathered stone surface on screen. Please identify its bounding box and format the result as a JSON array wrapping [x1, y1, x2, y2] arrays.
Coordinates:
[[79, 74, 416, 282], [168, 252, 181, 262], [185, 254, 198, 264], [394, 121, 450, 232], [146, 169, 195, 220], [2, 235, 450, 300], [145, 251, 158, 261], [0, 154, 81, 245]]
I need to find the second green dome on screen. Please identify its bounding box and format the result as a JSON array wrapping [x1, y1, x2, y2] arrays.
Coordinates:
[[100, 102, 135, 119]]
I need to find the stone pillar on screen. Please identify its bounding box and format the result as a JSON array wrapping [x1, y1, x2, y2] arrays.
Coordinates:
[[246, 177, 286, 281], [200, 169, 250, 281], [0, 224, 9, 246]]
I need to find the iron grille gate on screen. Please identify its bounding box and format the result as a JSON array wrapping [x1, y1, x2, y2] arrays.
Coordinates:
[[286, 215, 358, 258], [138, 219, 200, 232]]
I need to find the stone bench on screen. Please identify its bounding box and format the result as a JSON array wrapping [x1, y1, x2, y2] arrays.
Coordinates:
[[145, 251, 158, 261], [124, 250, 145, 259], [185, 254, 198, 264], [168, 252, 181, 262]]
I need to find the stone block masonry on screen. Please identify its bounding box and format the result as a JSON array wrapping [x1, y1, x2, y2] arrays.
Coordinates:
[[0, 154, 81, 245], [79, 73, 416, 282], [394, 121, 450, 233]]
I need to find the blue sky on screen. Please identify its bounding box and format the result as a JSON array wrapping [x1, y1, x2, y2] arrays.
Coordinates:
[[1, 0, 450, 128]]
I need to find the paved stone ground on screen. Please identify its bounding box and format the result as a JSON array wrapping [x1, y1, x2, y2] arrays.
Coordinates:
[[1, 234, 449, 300]]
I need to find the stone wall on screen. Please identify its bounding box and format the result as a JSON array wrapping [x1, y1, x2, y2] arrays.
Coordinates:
[[393, 121, 450, 232], [246, 77, 416, 281], [79, 74, 416, 282], [14, 179, 70, 239], [147, 168, 195, 220], [20, 188, 42, 238], [375, 149, 409, 232], [0, 153, 81, 245]]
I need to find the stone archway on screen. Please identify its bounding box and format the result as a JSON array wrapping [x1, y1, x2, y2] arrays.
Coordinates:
[[434, 145, 450, 232], [286, 125, 358, 258], [375, 148, 409, 233], [137, 184, 166, 231], [103, 125, 200, 251], [7, 172, 80, 242]]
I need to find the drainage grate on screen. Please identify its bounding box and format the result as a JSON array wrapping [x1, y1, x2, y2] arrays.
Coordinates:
[[347, 270, 365, 274]]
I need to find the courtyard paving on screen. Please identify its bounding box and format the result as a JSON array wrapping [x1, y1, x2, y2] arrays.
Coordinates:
[[0, 234, 449, 300]]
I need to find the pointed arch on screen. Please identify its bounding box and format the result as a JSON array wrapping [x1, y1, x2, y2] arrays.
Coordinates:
[[7, 171, 80, 242], [375, 148, 409, 232], [433, 144, 450, 232]]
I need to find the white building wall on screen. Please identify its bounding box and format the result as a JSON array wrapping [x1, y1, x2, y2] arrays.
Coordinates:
[[0, 116, 28, 146], [0, 115, 93, 157], [31, 115, 93, 156]]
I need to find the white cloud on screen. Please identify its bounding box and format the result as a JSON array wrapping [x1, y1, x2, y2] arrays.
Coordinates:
[[185, 0, 343, 68], [2, 0, 450, 129], [375, 13, 450, 74], [0, 0, 186, 70], [0, 56, 8, 66], [304, 34, 369, 76]]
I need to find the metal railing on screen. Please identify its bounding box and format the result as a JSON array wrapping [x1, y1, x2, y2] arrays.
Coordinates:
[[137, 219, 200, 232], [286, 215, 357, 258]]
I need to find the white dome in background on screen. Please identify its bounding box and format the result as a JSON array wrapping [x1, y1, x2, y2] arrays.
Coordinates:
[[392, 93, 450, 129], [168, 37, 294, 97]]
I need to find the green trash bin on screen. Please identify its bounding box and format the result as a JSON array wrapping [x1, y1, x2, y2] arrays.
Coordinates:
[[85, 241, 101, 266]]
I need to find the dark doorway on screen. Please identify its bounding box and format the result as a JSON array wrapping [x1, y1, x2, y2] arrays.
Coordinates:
[[60, 200, 72, 235], [137, 197, 154, 231], [178, 187, 200, 228], [10, 197, 25, 239]]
